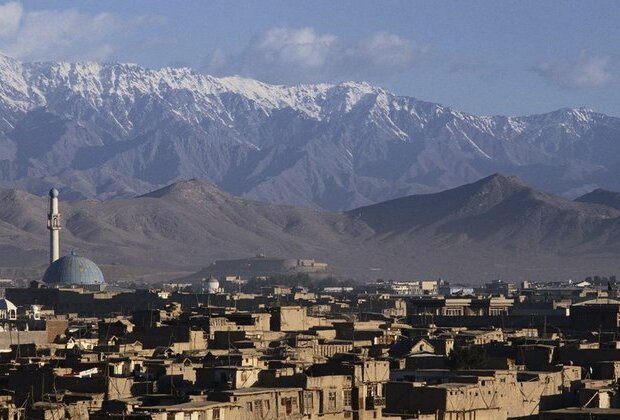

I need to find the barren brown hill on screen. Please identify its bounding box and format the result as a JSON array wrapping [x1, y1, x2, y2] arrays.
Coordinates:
[[576, 188, 620, 211], [1, 174, 620, 283]]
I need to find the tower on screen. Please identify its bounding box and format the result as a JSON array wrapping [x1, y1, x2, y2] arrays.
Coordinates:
[[47, 188, 61, 263]]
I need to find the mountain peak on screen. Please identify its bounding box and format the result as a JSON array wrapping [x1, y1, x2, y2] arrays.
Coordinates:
[[333, 80, 376, 92], [139, 179, 230, 201], [1, 56, 620, 211], [575, 188, 620, 210], [524, 106, 601, 125], [555, 106, 597, 120], [474, 173, 526, 189]]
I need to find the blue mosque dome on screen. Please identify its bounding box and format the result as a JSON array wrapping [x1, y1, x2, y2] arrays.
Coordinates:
[[42, 252, 105, 286]]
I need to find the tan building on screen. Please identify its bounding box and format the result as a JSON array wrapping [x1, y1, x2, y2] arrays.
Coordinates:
[[135, 400, 242, 420], [212, 387, 303, 419], [386, 367, 582, 418]]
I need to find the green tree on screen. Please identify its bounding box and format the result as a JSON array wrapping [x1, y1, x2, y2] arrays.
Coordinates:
[[447, 344, 488, 370]]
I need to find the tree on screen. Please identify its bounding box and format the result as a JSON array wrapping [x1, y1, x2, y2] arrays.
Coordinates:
[[447, 344, 488, 370]]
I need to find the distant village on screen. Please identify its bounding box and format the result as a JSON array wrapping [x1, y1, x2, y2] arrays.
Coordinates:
[[1, 190, 620, 419]]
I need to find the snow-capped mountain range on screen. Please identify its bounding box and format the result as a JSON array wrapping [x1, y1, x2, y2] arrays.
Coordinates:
[[0, 53, 619, 210]]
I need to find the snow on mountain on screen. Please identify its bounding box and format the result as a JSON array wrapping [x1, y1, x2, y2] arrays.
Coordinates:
[[0, 53, 619, 210]]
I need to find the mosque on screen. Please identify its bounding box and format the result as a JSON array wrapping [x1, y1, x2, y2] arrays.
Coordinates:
[[41, 188, 106, 291]]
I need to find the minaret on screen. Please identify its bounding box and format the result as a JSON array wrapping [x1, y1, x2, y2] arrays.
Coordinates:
[[47, 188, 61, 263]]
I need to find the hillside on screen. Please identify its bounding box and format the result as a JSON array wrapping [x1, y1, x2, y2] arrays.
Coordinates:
[[2, 175, 620, 283], [576, 189, 620, 211], [1, 54, 620, 210]]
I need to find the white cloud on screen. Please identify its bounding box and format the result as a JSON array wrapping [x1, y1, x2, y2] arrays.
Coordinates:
[[207, 48, 228, 71], [347, 31, 418, 67], [254, 27, 336, 68], [533, 52, 614, 89], [0, 3, 163, 62], [205, 27, 426, 84], [0, 2, 22, 36]]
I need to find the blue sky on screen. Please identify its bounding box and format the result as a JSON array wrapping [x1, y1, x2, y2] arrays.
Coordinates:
[[1, 1, 619, 116]]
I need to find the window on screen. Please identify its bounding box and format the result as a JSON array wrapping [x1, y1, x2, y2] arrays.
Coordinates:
[[212, 409, 220, 420], [445, 308, 462, 316], [328, 391, 337, 411], [246, 402, 252, 413], [367, 384, 378, 397], [344, 390, 352, 407], [303, 392, 314, 411], [282, 397, 293, 415], [254, 400, 263, 416]]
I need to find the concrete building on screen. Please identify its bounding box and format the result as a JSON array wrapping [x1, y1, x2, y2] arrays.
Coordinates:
[[571, 298, 620, 332]]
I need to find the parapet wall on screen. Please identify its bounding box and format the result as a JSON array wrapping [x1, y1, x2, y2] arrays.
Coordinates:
[[0, 331, 48, 349]]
